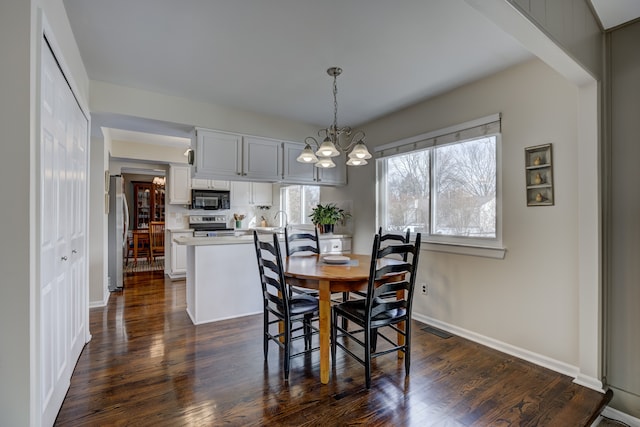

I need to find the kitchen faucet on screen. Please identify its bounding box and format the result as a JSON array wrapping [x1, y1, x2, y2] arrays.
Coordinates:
[[274, 210, 288, 228]]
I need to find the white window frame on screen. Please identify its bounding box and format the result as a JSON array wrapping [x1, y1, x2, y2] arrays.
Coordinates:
[[376, 114, 505, 259], [279, 185, 320, 226]]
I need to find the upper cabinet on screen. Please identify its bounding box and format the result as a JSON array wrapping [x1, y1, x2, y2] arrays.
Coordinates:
[[243, 136, 283, 181], [194, 129, 242, 178], [168, 164, 190, 205], [283, 142, 347, 186], [193, 128, 282, 181], [230, 181, 273, 207], [191, 179, 230, 190], [193, 128, 347, 186]]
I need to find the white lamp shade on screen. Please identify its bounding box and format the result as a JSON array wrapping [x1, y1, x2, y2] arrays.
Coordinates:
[[346, 157, 368, 166], [316, 138, 340, 157], [348, 141, 372, 159], [296, 144, 318, 163], [315, 157, 336, 168]]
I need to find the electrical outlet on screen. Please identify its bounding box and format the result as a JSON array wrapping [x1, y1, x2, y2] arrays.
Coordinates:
[[421, 283, 428, 295]]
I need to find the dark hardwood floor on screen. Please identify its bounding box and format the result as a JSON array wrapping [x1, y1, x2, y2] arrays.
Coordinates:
[[55, 271, 611, 426]]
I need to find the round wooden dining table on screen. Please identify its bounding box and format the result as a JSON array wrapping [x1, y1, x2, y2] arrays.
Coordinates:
[[284, 253, 404, 384]]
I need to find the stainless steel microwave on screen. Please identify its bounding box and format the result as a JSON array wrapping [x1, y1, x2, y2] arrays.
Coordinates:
[[191, 189, 231, 210]]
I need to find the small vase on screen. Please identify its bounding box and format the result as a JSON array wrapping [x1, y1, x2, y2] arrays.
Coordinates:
[[235, 220, 242, 229]]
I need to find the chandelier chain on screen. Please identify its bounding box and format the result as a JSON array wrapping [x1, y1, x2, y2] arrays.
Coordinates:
[[333, 73, 338, 140]]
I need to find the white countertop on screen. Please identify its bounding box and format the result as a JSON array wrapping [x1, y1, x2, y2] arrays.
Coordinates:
[[174, 232, 352, 246]]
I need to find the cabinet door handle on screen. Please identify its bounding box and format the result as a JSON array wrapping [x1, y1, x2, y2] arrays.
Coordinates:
[[61, 256, 68, 261], [72, 249, 78, 254]]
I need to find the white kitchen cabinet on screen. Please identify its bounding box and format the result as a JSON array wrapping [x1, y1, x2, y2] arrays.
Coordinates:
[[194, 128, 243, 178], [243, 136, 282, 181], [231, 181, 273, 206], [191, 178, 230, 190], [283, 142, 316, 183], [168, 164, 191, 204], [168, 230, 192, 279], [317, 153, 348, 185], [194, 129, 282, 181], [282, 141, 347, 186], [252, 182, 273, 205]]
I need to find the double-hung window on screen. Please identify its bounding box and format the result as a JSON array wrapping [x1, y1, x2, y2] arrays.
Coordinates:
[[376, 114, 504, 257], [279, 185, 320, 226]]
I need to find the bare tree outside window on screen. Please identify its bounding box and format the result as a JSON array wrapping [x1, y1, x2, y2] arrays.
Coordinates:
[[381, 135, 497, 240], [385, 151, 429, 233], [433, 136, 496, 238], [281, 185, 319, 225]]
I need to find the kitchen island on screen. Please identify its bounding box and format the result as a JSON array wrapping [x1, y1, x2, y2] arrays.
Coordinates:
[[174, 231, 352, 325]]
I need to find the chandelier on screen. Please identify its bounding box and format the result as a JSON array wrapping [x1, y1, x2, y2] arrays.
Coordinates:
[[297, 67, 372, 167]]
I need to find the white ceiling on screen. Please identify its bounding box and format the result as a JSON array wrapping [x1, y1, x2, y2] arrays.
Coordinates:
[[62, 0, 637, 144], [590, 0, 640, 30]]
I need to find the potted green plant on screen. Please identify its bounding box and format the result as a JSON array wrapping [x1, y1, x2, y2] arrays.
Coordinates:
[[309, 203, 349, 234]]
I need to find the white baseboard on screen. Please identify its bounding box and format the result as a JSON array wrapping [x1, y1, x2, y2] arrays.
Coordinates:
[[168, 271, 186, 280], [600, 406, 640, 426], [575, 373, 605, 392], [89, 288, 110, 308], [413, 313, 603, 392]]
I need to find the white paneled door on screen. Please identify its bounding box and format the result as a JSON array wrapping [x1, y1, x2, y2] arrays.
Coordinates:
[[39, 38, 89, 426]]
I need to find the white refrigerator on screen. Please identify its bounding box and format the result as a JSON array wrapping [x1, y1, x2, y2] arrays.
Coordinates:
[[108, 175, 129, 290]]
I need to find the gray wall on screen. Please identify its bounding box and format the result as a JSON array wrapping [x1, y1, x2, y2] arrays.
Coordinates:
[[353, 58, 585, 366], [606, 19, 640, 417], [508, 0, 603, 79]]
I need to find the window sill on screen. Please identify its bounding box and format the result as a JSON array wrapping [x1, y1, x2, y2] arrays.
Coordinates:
[[421, 241, 506, 259]]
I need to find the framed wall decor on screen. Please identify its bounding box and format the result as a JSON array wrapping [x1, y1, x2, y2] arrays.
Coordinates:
[[525, 143, 553, 206]]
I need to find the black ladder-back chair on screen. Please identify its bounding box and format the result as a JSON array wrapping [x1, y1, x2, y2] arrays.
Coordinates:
[[331, 232, 421, 389], [284, 226, 350, 302], [284, 226, 321, 297], [378, 227, 411, 261], [346, 227, 412, 299], [253, 231, 319, 380], [284, 226, 320, 257]]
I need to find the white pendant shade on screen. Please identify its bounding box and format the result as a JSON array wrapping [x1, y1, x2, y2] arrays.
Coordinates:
[[315, 157, 336, 168], [348, 141, 372, 160], [346, 157, 368, 166], [316, 138, 340, 157], [296, 144, 318, 163]]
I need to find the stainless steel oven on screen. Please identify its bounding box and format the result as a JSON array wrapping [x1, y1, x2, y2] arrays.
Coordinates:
[[189, 214, 234, 237]]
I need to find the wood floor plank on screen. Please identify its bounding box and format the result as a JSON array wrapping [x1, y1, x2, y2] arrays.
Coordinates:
[[55, 272, 610, 426]]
